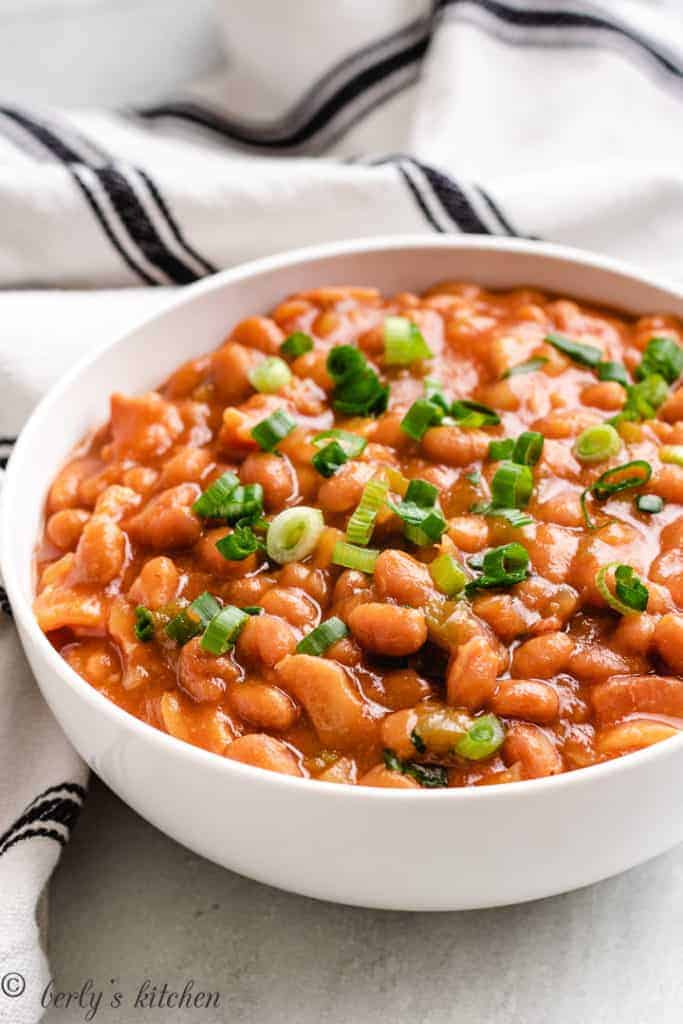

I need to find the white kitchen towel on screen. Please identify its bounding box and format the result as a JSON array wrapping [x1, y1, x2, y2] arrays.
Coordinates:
[[1, 0, 683, 1020]]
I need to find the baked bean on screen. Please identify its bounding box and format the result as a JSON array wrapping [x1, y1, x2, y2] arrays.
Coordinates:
[[654, 614, 683, 673], [447, 515, 489, 553], [228, 682, 298, 732], [230, 316, 284, 354], [612, 613, 657, 656], [568, 644, 638, 682], [178, 637, 242, 702], [358, 765, 420, 789], [511, 632, 573, 678], [380, 709, 420, 759], [591, 675, 683, 725], [74, 517, 126, 584], [127, 484, 202, 549], [650, 464, 683, 503], [595, 719, 679, 756], [108, 596, 168, 690], [110, 391, 183, 460], [381, 669, 432, 709], [374, 549, 434, 608], [259, 587, 318, 628], [195, 527, 259, 579], [211, 341, 260, 403], [240, 451, 297, 511], [580, 381, 625, 411], [225, 734, 302, 776], [490, 679, 559, 724], [659, 386, 683, 422], [158, 447, 212, 488], [47, 459, 93, 512], [46, 508, 90, 551], [276, 654, 376, 749], [421, 426, 490, 466], [317, 460, 375, 513], [347, 602, 427, 656], [127, 556, 179, 610], [278, 562, 329, 604], [446, 636, 499, 711], [317, 757, 357, 784], [503, 723, 562, 779], [237, 614, 297, 667]]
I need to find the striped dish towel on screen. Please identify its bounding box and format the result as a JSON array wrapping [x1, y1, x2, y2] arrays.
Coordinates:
[[1, 1, 683, 1019]]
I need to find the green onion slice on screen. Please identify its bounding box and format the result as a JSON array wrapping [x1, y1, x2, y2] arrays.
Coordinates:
[[449, 399, 500, 428], [134, 606, 155, 643], [597, 361, 629, 387], [266, 506, 324, 564], [488, 438, 515, 461], [400, 398, 444, 441], [429, 553, 467, 596], [423, 377, 450, 411], [248, 356, 292, 394], [545, 331, 602, 368], [454, 714, 505, 760], [465, 542, 531, 595], [389, 478, 447, 546], [660, 445, 683, 467], [573, 423, 622, 464], [490, 461, 533, 508], [311, 441, 348, 478], [312, 429, 367, 457], [591, 460, 652, 500], [636, 494, 664, 514], [611, 374, 668, 425], [383, 316, 433, 365], [326, 345, 389, 417], [296, 616, 348, 656], [250, 409, 297, 451], [513, 431, 544, 466], [201, 605, 249, 655], [216, 484, 264, 525], [192, 471, 239, 518], [215, 525, 263, 561], [346, 478, 388, 545], [382, 750, 448, 788], [332, 540, 379, 574], [280, 332, 313, 359], [635, 336, 683, 385], [165, 592, 221, 646], [470, 504, 534, 528], [502, 356, 549, 378], [595, 562, 649, 615]]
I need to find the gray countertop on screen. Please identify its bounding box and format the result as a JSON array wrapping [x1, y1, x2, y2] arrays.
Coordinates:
[[47, 775, 683, 1024]]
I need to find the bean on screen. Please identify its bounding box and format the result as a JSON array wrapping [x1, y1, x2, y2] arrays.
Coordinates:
[[158, 447, 212, 488], [122, 466, 159, 496], [502, 723, 562, 779], [47, 459, 93, 512], [659, 386, 683, 423], [74, 517, 126, 584], [413, 704, 472, 755], [108, 597, 167, 690], [110, 391, 183, 460], [421, 426, 490, 466], [526, 524, 579, 583], [260, 587, 318, 628], [278, 562, 329, 604], [126, 484, 202, 549], [580, 381, 625, 411], [46, 508, 90, 551], [276, 654, 376, 749], [650, 464, 683, 503], [224, 573, 276, 607], [568, 644, 638, 682], [380, 709, 420, 759], [317, 460, 374, 513], [195, 527, 259, 578], [237, 614, 297, 667], [127, 556, 179, 610], [347, 602, 427, 656], [230, 316, 284, 354], [358, 765, 420, 789], [654, 614, 683, 673], [591, 674, 683, 725], [225, 734, 302, 776], [211, 341, 260, 403], [595, 719, 679, 756], [447, 516, 489, 553], [240, 451, 297, 511], [63, 639, 121, 690], [228, 682, 298, 732], [381, 669, 432, 710], [511, 631, 573, 678], [316, 757, 357, 784], [374, 549, 434, 608], [93, 485, 141, 522], [650, 549, 683, 606], [612, 613, 657, 656], [531, 409, 600, 439], [490, 679, 559, 724], [446, 635, 499, 711], [178, 637, 242, 702], [291, 349, 332, 391]]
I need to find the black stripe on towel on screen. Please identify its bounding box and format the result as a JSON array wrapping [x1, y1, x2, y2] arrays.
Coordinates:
[[0, 782, 86, 857]]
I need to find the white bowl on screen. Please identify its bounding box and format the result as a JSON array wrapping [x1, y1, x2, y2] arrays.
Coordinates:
[[4, 236, 683, 911]]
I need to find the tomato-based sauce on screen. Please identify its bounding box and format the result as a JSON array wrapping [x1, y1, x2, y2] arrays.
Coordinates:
[[34, 282, 683, 787]]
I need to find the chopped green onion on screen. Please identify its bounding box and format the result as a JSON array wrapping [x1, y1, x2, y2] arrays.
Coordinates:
[[410, 729, 426, 754], [611, 374, 668, 425], [165, 592, 221, 645], [383, 316, 433, 365], [449, 399, 500, 428], [312, 441, 348, 478], [660, 445, 683, 467], [250, 409, 297, 451], [201, 605, 249, 655], [423, 377, 450, 412], [488, 438, 515, 461], [280, 331, 314, 359], [332, 540, 379, 574], [513, 431, 544, 466], [346, 478, 388, 545], [326, 345, 389, 417], [248, 356, 292, 394], [192, 471, 239, 518], [465, 469, 482, 485], [490, 461, 533, 508], [400, 398, 444, 441], [470, 505, 534, 528], [502, 356, 549, 379], [597, 361, 629, 387], [382, 750, 448, 787], [312, 429, 367, 457], [591, 460, 652, 500], [134, 606, 155, 643], [383, 749, 403, 773], [296, 616, 348, 656], [595, 562, 649, 615], [215, 483, 264, 525], [636, 494, 664, 514], [545, 331, 602, 368], [573, 423, 622, 464], [242, 606, 263, 616], [635, 336, 683, 385], [215, 525, 263, 561], [429, 553, 467, 596], [389, 478, 447, 546], [465, 542, 530, 595], [266, 506, 324, 564], [454, 714, 505, 760]]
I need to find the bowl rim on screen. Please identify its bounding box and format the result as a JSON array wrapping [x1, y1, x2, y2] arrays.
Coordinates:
[[4, 231, 683, 803]]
